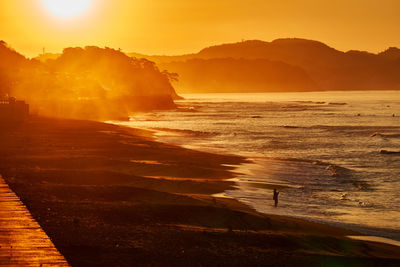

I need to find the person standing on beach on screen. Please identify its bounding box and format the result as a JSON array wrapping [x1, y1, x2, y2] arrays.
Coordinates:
[[273, 189, 279, 207]]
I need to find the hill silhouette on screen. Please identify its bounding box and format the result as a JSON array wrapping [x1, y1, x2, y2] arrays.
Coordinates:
[[128, 38, 400, 93], [1, 42, 179, 120], [160, 58, 318, 93], [0, 41, 37, 95], [378, 47, 400, 61]]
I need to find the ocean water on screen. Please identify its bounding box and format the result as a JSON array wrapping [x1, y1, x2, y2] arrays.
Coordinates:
[[114, 91, 400, 240]]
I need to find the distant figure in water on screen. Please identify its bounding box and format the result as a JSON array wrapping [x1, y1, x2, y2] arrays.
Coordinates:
[[273, 189, 279, 207]]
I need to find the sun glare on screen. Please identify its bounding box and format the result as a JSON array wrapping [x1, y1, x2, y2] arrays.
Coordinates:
[[42, 0, 92, 19]]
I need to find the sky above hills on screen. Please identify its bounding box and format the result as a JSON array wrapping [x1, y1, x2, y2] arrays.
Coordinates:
[[1, 0, 399, 57]]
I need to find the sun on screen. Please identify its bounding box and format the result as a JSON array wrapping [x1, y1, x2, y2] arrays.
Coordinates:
[[42, 0, 92, 19]]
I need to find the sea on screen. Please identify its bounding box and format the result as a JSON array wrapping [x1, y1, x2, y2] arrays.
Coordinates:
[[113, 91, 400, 241]]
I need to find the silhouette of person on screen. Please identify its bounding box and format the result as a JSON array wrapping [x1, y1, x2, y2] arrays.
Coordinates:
[[273, 189, 279, 207]]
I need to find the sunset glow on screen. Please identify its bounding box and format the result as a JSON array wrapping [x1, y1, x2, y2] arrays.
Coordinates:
[[42, 0, 92, 19], [1, 0, 400, 57], [1, 0, 400, 265]]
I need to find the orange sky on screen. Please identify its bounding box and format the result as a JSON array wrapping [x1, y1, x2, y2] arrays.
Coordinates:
[[1, 0, 400, 57]]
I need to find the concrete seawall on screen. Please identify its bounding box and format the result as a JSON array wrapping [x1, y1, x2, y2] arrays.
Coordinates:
[[0, 175, 69, 266]]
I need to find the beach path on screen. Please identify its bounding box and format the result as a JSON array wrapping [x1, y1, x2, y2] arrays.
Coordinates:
[[0, 175, 69, 266]]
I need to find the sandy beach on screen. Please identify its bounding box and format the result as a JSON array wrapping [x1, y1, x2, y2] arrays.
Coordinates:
[[1, 116, 400, 266]]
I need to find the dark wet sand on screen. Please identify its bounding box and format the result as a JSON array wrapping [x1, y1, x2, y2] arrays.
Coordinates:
[[0, 116, 400, 266]]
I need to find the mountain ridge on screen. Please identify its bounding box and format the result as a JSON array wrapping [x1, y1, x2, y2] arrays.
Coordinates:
[[127, 38, 400, 64], [125, 38, 400, 93]]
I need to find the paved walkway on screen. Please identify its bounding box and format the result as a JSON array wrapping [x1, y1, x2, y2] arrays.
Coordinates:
[[0, 176, 69, 266]]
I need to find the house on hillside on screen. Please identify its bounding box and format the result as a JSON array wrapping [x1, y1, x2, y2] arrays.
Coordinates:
[[0, 96, 29, 123]]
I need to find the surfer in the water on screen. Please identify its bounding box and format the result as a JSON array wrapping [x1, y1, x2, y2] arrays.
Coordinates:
[[273, 189, 279, 207]]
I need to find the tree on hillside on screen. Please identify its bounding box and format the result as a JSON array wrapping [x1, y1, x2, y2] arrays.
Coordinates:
[[0, 43, 180, 119]]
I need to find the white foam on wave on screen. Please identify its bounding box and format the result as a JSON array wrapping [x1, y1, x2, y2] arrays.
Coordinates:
[[113, 91, 400, 240]]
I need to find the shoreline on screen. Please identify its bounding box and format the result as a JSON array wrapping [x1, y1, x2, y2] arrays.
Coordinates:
[[128, 125, 400, 244], [1, 116, 400, 265]]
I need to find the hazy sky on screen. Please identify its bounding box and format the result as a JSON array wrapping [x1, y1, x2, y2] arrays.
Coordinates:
[[1, 0, 400, 57]]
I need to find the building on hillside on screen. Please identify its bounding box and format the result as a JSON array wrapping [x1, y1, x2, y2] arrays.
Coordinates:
[[0, 96, 29, 123]]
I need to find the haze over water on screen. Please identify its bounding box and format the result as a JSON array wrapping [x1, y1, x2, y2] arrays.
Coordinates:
[[116, 91, 400, 240]]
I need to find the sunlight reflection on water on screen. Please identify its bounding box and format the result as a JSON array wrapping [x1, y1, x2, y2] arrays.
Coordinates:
[[114, 91, 400, 240]]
